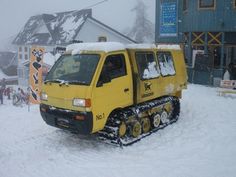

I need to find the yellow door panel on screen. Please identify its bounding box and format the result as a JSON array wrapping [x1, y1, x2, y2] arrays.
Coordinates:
[[91, 52, 133, 132]]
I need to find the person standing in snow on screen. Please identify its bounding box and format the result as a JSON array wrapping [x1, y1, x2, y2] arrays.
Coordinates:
[[0, 87, 3, 104], [223, 64, 231, 80], [5, 87, 11, 100], [228, 63, 236, 80], [0, 78, 6, 104]]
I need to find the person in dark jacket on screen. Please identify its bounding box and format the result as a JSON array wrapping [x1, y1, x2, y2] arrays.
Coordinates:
[[228, 63, 236, 80], [0, 78, 6, 104], [5, 87, 11, 100], [0, 88, 3, 104]]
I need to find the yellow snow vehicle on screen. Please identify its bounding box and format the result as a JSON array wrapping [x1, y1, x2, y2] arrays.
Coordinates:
[[40, 42, 187, 146]]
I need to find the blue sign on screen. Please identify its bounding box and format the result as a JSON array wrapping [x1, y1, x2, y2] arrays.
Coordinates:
[[160, 2, 177, 37]]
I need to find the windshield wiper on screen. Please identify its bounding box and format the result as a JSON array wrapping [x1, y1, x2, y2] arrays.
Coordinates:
[[67, 80, 87, 85], [44, 79, 64, 84], [44, 79, 87, 86]]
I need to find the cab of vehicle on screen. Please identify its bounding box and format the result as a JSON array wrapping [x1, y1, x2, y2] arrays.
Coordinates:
[[40, 42, 134, 134]]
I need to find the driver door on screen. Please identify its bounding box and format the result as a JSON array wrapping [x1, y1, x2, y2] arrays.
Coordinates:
[[92, 52, 133, 131]]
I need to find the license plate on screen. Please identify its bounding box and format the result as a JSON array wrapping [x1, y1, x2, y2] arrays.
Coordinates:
[[57, 118, 70, 128]]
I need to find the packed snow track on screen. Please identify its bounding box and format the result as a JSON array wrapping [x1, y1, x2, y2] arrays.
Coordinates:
[[0, 84, 236, 177]]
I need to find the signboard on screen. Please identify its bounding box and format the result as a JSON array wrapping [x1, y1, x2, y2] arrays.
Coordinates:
[[160, 2, 177, 37], [29, 47, 44, 104]]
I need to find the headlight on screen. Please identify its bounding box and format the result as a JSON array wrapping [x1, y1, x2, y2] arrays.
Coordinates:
[[41, 92, 48, 101], [73, 98, 91, 107]]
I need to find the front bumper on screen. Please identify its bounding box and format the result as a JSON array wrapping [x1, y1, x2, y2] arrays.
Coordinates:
[[40, 104, 93, 134]]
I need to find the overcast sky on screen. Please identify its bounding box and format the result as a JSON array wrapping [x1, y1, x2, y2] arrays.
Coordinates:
[[0, 0, 155, 50]]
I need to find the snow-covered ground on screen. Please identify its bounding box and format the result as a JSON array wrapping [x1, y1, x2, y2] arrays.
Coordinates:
[[0, 84, 236, 177]]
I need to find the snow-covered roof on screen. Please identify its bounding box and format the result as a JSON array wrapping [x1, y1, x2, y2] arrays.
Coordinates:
[[126, 44, 156, 49], [157, 44, 181, 50], [67, 42, 126, 54], [0, 69, 8, 78], [0, 52, 17, 68], [0, 69, 17, 80], [13, 9, 92, 45], [13, 9, 137, 46], [67, 42, 183, 54]]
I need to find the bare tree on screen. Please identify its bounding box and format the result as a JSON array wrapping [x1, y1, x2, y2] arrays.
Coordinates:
[[128, 0, 154, 43]]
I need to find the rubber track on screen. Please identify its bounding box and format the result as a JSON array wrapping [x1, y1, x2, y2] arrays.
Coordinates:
[[98, 96, 180, 147]]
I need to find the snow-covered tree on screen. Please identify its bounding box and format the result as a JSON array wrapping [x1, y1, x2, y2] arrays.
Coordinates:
[[128, 0, 154, 43]]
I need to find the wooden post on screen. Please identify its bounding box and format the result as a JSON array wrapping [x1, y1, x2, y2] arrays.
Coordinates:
[[204, 32, 208, 55], [220, 32, 225, 75], [188, 32, 192, 66]]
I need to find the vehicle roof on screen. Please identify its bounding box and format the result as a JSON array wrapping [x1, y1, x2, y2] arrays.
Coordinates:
[[66, 42, 126, 55], [66, 42, 181, 55]]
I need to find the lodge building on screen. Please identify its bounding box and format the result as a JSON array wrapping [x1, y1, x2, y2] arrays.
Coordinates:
[[155, 0, 236, 85]]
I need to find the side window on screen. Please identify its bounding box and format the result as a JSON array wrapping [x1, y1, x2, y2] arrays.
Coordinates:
[[24, 47, 28, 52], [103, 54, 127, 79], [135, 52, 160, 80], [198, 0, 215, 9], [157, 52, 176, 76], [19, 54, 22, 60]]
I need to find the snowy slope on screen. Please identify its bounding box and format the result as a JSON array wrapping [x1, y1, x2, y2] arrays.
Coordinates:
[[0, 84, 236, 177]]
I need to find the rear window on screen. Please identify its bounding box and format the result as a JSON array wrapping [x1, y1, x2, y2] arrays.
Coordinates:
[[135, 52, 160, 80], [157, 52, 176, 76]]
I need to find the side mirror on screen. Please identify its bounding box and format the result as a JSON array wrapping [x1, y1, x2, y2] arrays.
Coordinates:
[[97, 69, 111, 87]]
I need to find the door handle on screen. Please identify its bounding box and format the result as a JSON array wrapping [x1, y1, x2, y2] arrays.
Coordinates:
[[124, 88, 129, 92]]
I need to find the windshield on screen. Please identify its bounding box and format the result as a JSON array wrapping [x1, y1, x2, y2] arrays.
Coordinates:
[[45, 54, 100, 85]]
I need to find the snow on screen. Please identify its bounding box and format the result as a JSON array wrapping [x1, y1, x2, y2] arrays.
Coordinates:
[[67, 42, 126, 54], [159, 60, 176, 76], [223, 70, 230, 80], [67, 43, 181, 55], [158, 52, 176, 76], [142, 61, 160, 79], [0, 84, 236, 177], [157, 44, 181, 50], [126, 43, 156, 49], [165, 83, 175, 94], [43, 52, 60, 66], [0, 69, 8, 79], [61, 15, 85, 42]]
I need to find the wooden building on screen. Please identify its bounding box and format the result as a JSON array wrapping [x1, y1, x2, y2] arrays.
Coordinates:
[[155, 0, 236, 85]]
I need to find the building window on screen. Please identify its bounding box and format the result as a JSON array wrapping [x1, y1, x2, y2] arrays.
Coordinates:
[[25, 54, 28, 60], [183, 0, 188, 12], [24, 47, 28, 52], [19, 54, 22, 60], [234, 0, 236, 8], [198, 0, 215, 9], [19, 47, 22, 52], [98, 36, 107, 42]]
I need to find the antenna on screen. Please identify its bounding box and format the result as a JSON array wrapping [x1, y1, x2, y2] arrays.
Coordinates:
[[81, 0, 109, 9]]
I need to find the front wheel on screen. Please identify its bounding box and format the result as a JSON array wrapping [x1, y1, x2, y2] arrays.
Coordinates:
[[151, 113, 161, 128], [160, 110, 169, 124], [129, 121, 142, 138]]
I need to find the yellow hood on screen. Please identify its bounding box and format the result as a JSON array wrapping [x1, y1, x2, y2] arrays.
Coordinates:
[[41, 83, 90, 111]]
